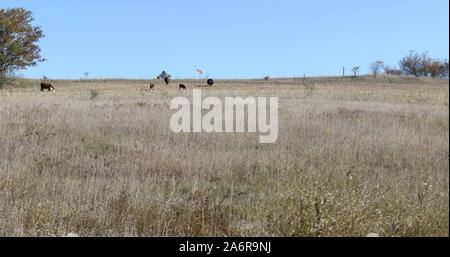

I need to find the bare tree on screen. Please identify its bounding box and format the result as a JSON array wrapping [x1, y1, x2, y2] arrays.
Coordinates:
[[420, 52, 433, 77], [370, 61, 384, 78], [83, 72, 89, 79], [399, 50, 428, 79], [351, 66, 360, 78], [383, 65, 391, 75]]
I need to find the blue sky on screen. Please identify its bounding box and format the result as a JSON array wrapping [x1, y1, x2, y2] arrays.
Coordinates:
[[2, 0, 449, 79]]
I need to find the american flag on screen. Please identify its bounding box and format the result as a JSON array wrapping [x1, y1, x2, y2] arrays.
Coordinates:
[[195, 69, 203, 75]]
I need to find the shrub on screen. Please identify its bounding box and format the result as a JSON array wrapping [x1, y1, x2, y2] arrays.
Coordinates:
[[90, 89, 99, 100], [384, 65, 403, 75]]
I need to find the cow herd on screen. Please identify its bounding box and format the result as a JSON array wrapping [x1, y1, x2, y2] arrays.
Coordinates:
[[39, 78, 215, 92], [151, 77, 214, 91]]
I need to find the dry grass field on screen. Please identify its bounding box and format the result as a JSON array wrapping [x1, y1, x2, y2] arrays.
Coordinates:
[[0, 75, 448, 236]]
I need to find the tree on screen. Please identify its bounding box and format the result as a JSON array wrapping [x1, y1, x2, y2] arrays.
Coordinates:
[[351, 66, 360, 78], [426, 59, 442, 79], [399, 50, 428, 78], [0, 8, 45, 75], [156, 70, 171, 80], [383, 65, 403, 75], [370, 61, 384, 78], [425, 59, 449, 79], [440, 59, 449, 78]]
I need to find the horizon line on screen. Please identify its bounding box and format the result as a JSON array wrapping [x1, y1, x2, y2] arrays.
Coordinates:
[[14, 73, 408, 81]]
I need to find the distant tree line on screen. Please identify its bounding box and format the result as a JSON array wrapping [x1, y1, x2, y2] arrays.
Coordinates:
[[366, 50, 449, 79], [399, 50, 448, 79]]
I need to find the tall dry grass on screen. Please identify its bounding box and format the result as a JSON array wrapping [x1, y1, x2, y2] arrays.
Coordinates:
[[0, 75, 448, 236]]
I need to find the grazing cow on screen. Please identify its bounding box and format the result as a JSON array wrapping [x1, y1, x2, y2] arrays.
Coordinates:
[[149, 83, 155, 90], [179, 84, 186, 90], [40, 82, 55, 92], [164, 77, 171, 85], [207, 79, 214, 86]]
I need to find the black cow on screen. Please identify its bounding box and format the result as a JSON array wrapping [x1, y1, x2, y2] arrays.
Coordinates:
[[207, 79, 214, 86], [179, 84, 186, 90]]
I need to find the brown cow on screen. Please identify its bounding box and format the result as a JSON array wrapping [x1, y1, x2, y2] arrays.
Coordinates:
[[164, 77, 171, 85], [40, 82, 55, 92], [179, 84, 186, 90], [149, 83, 155, 90]]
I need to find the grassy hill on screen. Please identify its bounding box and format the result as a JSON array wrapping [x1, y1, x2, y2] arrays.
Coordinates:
[[0, 75, 448, 236]]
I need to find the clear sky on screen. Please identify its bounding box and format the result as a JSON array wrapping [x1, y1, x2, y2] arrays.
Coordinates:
[[2, 0, 449, 79]]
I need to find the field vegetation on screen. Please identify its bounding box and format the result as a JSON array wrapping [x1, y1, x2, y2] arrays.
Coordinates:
[[0, 75, 448, 236]]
